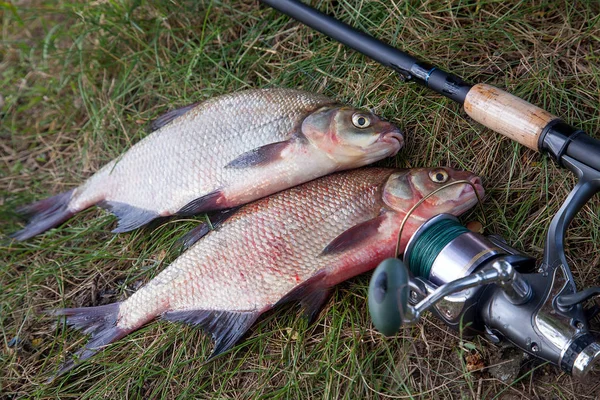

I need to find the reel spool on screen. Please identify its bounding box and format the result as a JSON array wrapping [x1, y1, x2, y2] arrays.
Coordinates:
[[401, 214, 534, 330], [404, 214, 507, 286]]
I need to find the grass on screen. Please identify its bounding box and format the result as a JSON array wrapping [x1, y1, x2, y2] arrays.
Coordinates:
[[1, 0, 600, 398]]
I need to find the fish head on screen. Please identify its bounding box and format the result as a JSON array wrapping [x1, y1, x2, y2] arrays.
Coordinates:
[[382, 167, 484, 219], [301, 106, 404, 167]]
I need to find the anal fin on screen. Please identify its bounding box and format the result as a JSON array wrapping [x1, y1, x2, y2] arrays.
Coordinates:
[[162, 309, 261, 358], [225, 141, 290, 169], [98, 201, 159, 233], [320, 214, 386, 256], [149, 102, 200, 132]]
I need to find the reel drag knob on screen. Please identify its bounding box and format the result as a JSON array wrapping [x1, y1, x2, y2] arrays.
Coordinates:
[[368, 258, 410, 336]]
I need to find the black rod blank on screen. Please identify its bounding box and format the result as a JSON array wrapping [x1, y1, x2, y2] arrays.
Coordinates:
[[260, 0, 600, 173], [260, 0, 473, 104]]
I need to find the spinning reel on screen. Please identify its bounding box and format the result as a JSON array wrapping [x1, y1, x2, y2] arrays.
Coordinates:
[[369, 208, 600, 380]]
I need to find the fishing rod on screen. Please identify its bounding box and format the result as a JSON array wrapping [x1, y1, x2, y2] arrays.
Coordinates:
[[260, 0, 600, 380]]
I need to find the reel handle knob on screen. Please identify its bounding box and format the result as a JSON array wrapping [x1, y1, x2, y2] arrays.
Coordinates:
[[368, 258, 410, 336]]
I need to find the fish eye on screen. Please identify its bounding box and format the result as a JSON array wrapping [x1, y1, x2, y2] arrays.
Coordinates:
[[429, 169, 449, 184], [352, 113, 371, 129]]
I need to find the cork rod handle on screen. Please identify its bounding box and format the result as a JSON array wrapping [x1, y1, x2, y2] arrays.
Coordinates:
[[464, 83, 557, 151]]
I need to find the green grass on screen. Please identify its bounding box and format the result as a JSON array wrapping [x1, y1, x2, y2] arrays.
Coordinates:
[[1, 0, 600, 398]]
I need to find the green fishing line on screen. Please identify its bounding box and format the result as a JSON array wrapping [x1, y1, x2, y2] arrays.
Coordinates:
[[408, 218, 469, 278]]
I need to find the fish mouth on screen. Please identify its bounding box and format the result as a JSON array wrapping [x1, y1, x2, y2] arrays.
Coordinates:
[[378, 128, 404, 152], [449, 176, 484, 216], [460, 176, 485, 199]]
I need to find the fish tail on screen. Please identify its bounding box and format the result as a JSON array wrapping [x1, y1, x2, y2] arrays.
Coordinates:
[[11, 189, 77, 241], [48, 302, 128, 381]]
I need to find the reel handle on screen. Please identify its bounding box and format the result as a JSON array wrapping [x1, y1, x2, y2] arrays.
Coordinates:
[[368, 258, 529, 335]]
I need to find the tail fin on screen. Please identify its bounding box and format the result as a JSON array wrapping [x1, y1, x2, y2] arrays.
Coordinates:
[[49, 302, 127, 380], [11, 189, 76, 241]]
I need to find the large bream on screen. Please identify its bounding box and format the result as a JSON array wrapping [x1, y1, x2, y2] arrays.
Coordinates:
[[51, 167, 483, 377], [12, 89, 403, 240]]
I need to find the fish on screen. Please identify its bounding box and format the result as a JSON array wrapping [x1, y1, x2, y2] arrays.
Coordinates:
[[49, 166, 484, 377], [11, 88, 404, 240]]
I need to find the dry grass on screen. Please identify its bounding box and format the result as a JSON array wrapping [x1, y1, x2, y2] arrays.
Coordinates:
[[1, 0, 600, 398]]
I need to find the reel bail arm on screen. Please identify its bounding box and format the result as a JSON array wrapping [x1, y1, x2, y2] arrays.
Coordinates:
[[410, 260, 531, 321], [368, 258, 529, 335]]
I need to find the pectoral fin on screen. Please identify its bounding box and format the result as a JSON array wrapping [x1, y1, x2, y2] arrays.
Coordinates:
[[320, 214, 386, 256], [149, 102, 200, 132], [225, 141, 291, 169]]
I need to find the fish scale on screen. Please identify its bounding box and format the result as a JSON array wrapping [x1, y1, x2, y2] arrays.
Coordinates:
[[13, 88, 403, 240], [119, 168, 386, 324], [50, 166, 483, 378], [79, 90, 327, 211]]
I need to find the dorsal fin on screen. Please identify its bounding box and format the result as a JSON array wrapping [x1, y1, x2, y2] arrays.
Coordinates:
[[149, 102, 200, 132]]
